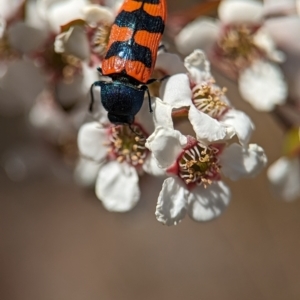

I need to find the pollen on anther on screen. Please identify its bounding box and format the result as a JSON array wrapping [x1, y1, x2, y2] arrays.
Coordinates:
[[178, 142, 220, 187], [109, 124, 148, 167], [192, 81, 230, 119]]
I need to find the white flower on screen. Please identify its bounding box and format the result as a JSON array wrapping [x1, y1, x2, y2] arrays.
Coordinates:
[[29, 90, 87, 143], [0, 0, 24, 22], [267, 156, 300, 202], [263, 0, 296, 17], [7, 22, 47, 55], [239, 60, 287, 111], [0, 60, 45, 116], [174, 0, 287, 111], [0, 0, 47, 63], [264, 3, 300, 105], [158, 50, 254, 146], [77, 99, 165, 212], [36, 0, 90, 33], [146, 126, 267, 225], [267, 127, 300, 202], [155, 50, 188, 76], [54, 3, 115, 63], [31, 29, 99, 109], [74, 157, 101, 187]]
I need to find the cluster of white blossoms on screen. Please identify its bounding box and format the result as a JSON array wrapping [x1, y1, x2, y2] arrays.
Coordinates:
[[77, 48, 267, 225], [1, 0, 299, 215], [172, 0, 300, 203], [0, 0, 120, 161], [175, 0, 288, 111]]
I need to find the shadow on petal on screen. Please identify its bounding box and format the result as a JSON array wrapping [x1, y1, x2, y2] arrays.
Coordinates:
[[187, 181, 231, 222]]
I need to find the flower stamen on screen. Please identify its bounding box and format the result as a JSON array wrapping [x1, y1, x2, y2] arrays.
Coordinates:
[[178, 142, 220, 187], [91, 25, 111, 56], [218, 25, 264, 66], [109, 124, 148, 167], [0, 33, 18, 60], [192, 81, 229, 119]]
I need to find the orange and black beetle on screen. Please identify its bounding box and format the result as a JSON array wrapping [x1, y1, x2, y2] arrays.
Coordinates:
[[90, 0, 167, 125]]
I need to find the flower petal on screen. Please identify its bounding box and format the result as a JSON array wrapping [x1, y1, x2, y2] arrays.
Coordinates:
[[82, 5, 114, 26], [267, 156, 300, 202], [77, 122, 108, 162], [142, 154, 166, 177], [220, 109, 254, 146], [155, 51, 187, 75], [0, 60, 45, 115], [37, 0, 88, 32], [135, 98, 155, 135], [188, 105, 234, 143], [218, 0, 263, 24], [184, 49, 212, 83], [264, 16, 300, 53], [175, 17, 218, 55], [8, 22, 47, 54], [29, 91, 73, 141], [146, 126, 187, 169], [0, 0, 24, 20], [155, 177, 187, 226], [151, 97, 173, 128], [238, 60, 287, 111], [96, 161, 140, 212], [220, 143, 267, 180], [159, 73, 192, 108], [187, 181, 231, 222], [74, 157, 101, 187], [264, 0, 296, 17], [253, 28, 285, 63], [55, 25, 90, 60], [55, 73, 87, 109]]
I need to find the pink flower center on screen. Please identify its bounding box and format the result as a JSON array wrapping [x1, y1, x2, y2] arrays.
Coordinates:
[[108, 124, 149, 167], [216, 24, 265, 68], [177, 141, 221, 187]]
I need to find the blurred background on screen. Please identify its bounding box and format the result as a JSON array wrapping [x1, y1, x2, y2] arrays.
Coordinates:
[[1, 0, 300, 299]]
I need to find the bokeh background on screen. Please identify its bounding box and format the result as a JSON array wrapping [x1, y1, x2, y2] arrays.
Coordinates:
[[1, 0, 300, 299]]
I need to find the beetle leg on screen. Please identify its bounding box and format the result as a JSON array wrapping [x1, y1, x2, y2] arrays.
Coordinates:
[[97, 67, 103, 75], [158, 43, 167, 52], [141, 85, 152, 113], [89, 81, 103, 112], [146, 75, 170, 85], [146, 87, 152, 113]]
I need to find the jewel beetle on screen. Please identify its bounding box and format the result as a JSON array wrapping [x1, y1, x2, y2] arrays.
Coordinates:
[[90, 0, 167, 125]]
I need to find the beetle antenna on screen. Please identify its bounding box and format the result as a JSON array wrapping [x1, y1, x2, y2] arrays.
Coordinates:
[[128, 124, 143, 138]]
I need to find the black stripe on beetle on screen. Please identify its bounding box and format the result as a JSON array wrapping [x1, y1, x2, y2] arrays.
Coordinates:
[[133, 0, 160, 3], [105, 41, 152, 68], [114, 10, 165, 34]]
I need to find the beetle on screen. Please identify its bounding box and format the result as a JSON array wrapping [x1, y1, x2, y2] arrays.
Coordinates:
[[90, 0, 167, 125]]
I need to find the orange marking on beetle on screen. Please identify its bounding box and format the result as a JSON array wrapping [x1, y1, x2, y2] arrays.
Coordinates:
[[144, 3, 167, 18], [125, 60, 152, 83], [134, 31, 162, 50], [102, 56, 126, 75], [102, 56, 152, 83], [121, 1, 142, 12], [106, 25, 133, 50]]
